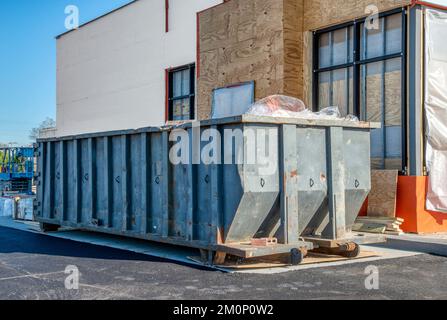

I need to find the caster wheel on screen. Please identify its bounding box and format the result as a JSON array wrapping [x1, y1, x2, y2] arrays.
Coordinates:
[[290, 248, 306, 265], [339, 242, 360, 258]]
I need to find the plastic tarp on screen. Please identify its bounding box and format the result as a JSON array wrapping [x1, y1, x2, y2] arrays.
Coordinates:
[[0, 197, 15, 217], [246, 95, 359, 121], [16, 197, 34, 221], [425, 8, 447, 212]]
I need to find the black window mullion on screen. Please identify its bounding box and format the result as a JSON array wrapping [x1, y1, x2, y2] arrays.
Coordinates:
[[190, 65, 196, 119], [329, 32, 334, 106], [346, 27, 351, 114], [313, 9, 407, 172], [381, 16, 387, 169], [313, 31, 319, 112], [353, 21, 361, 118]]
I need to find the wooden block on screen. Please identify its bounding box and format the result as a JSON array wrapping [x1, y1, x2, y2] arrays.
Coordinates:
[[367, 170, 399, 218], [357, 217, 404, 223], [352, 222, 387, 234], [251, 238, 278, 247], [385, 231, 404, 236], [214, 252, 227, 265]]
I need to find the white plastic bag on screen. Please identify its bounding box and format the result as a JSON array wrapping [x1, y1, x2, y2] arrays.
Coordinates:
[[246, 95, 358, 121]]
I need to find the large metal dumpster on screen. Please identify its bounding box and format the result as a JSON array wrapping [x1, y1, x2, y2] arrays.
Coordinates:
[[35, 115, 381, 264]]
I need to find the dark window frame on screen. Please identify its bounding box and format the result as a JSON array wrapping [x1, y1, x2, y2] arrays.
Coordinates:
[[167, 63, 196, 121], [312, 7, 407, 172]]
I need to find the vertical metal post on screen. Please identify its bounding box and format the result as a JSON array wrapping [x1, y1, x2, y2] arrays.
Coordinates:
[[59, 141, 67, 223], [104, 137, 113, 228], [161, 131, 170, 237], [88, 138, 97, 223], [140, 133, 150, 234], [210, 125, 221, 244], [186, 127, 196, 241], [326, 127, 346, 239], [48, 142, 55, 219], [409, 7, 423, 176], [74, 139, 82, 223], [37, 142, 46, 218], [279, 125, 300, 244], [121, 135, 130, 232]]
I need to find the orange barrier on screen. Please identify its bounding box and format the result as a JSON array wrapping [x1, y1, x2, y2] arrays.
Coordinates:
[[356, 176, 447, 234], [396, 176, 447, 234]]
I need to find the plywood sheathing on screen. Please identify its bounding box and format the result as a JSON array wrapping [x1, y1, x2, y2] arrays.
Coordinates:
[[283, 0, 305, 99], [367, 170, 399, 218], [303, 0, 412, 31], [198, 0, 287, 120]]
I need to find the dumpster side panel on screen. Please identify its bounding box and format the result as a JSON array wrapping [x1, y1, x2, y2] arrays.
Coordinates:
[[295, 127, 328, 237], [221, 124, 244, 242], [95, 137, 107, 226], [130, 134, 143, 232], [150, 132, 167, 236], [169, 128, 193, 239], [343, 129, 372, 229], [224, 124, 280, 243]]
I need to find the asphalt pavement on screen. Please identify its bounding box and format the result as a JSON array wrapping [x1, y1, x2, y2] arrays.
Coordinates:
[[0, 226, 446, 300]]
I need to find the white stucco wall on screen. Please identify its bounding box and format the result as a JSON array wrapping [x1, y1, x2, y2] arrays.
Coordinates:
[[56, 0, 221, 136]]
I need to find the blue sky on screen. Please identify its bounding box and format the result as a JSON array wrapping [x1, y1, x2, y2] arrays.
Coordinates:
[[0, 0, 132, 145]]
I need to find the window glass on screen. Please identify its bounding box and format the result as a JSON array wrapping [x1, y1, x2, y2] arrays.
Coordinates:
[[385, 14, 402, 55], [319, 26, 353, 68], [360, 13, 402, 60], [332, 27, 352, 66], [169, 65, 195, 121], [182, 69, 190, 96], [172, 98, 191, 121], [173, 71, 183, 98], [319, 33, 331, 68], [360, 58, 402, 170], [318, 67, 353, 116]]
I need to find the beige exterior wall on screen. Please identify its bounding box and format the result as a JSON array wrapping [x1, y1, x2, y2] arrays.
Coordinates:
[[56, 0, 221, 137]]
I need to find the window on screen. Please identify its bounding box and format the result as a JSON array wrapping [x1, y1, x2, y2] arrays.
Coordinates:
[[168, 64, 195, 121], [313, 9, 406, 171]]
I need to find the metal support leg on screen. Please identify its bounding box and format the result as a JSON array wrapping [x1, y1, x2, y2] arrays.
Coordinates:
[[279, 125, 299, 244], [326, 127, 347, 239]]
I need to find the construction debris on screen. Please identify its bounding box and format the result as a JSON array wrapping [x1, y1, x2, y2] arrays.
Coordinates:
[[353, 217, 404, 235], [250, 238, 278, 247]]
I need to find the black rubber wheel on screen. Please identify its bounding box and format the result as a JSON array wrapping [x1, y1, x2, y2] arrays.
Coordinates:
[[340, 242, 361, 258], [290, 248, 304, 265], [40, 222, 60, 232]]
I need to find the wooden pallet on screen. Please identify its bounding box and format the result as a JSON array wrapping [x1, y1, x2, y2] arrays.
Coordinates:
[[188, 251, 379, 270]]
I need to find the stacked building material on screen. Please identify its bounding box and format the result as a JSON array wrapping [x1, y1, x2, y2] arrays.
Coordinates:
[[353, 217, 404, 235], [0, 197, 16, 217]]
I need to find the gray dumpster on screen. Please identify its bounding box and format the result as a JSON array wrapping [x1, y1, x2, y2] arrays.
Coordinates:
[[35, 115, 381, 264]]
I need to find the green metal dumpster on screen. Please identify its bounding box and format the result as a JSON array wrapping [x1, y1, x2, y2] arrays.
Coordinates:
[[35, 115, 381, 264]]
